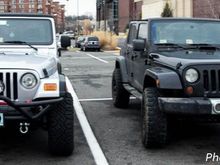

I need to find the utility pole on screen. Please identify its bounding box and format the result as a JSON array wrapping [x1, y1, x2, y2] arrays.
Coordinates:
[[104, 0, 106, 31], [77, 0, 80, 36]]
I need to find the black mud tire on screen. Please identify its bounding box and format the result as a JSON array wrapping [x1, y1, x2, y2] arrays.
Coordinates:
[[141, 87, 167, 148], [112, 68, 130, 108], [48, 92, 74, 156]]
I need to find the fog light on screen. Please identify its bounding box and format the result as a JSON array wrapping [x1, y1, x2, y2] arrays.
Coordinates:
[[44, 83, 57, 91], [185, 86, 193, 95], [215, 104, 220, 112]]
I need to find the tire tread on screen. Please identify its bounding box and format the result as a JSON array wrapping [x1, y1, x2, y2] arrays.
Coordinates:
[[48, 92, 74, 156]]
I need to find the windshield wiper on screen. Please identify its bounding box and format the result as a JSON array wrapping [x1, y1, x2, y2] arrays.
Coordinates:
[[187, 43, 220, 50], [4, 41, 38, 51], [155, 43, 187, 49]]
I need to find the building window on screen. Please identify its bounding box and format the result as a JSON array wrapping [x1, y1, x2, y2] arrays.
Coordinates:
[[113, 0, 118, 20], [11, 0, 16, 5], [19, 0, 24, 8]]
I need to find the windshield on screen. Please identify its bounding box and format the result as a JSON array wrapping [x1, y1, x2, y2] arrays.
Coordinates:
[[0, 19, 53, 45], [150, 20, 220, 45], [88, 37, 98, 41]]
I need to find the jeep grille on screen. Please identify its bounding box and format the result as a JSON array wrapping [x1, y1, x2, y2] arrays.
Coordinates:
[[203, 69, 220, 94], [0, 72, 18, 100]]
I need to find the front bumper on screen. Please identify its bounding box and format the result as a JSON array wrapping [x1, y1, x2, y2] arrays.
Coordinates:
[[0, 96, 63, 121], [158, 97, 216, 115]]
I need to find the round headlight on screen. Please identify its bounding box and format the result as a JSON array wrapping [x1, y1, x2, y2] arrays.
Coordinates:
[[185, 68, 199, 83], [21, 73, 37, 89]]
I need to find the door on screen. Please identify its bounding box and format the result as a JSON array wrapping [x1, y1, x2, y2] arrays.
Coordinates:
[[125, 23, 138, 84], [132, 23, 149, 91]]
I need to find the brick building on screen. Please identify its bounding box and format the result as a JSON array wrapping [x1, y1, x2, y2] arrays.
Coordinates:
[[140, 0, 192, 18], [140, 0, 220, 19], [96, 0, 142, 34], [193, 0, 220, 18], [0, 0, 65, 32]]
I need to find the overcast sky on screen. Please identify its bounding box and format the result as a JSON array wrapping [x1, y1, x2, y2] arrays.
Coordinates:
[[58, 0, 96, 17]]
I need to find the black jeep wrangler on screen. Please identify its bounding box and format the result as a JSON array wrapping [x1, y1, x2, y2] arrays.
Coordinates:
[[112, 18, 220, 148]]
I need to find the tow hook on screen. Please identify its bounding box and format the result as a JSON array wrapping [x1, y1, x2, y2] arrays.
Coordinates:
[[19, 122, 30, 134]]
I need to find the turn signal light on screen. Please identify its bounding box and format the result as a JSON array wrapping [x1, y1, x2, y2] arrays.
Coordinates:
[[44, 83, 57, 91], [156, 79, 160, 87], [185, 86, 193, 95], [0, 101, 7, 105]]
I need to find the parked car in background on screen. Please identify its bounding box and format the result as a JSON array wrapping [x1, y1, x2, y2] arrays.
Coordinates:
[[75, 36, 85, 48], [56, 34, 71, 56], [80, 36, 100, 51], [63, 31, 75, 39]]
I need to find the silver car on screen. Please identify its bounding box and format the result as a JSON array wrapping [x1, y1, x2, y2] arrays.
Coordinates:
[[80, 36, 100, 51]]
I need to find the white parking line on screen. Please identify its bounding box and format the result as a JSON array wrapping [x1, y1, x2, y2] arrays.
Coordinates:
[[79, 97, 136, 102], [66, 77, 109, 165], [79, 98, 113, 102], [86, 53, 109, 64]]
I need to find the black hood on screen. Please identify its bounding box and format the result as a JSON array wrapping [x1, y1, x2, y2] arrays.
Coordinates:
[[153, 50, 220, 69]]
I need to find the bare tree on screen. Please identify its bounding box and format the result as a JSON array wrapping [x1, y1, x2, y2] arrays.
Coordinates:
[[82, 19, 93, 35]]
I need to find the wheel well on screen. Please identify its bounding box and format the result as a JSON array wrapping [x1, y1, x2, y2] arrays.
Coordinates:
[[143, 76, 156, 89], [59, 74, 66, 97], [115, 61, 120, 69], [57, 62, 62, 74]]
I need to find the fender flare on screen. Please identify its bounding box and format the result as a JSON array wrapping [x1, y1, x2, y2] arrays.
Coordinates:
[[144, 67, 182, 89], [59, 74, 66, 97], [115, 56, 128, 82]]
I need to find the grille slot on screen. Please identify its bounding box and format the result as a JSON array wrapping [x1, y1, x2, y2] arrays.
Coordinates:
[[0, 72, 18, 100]]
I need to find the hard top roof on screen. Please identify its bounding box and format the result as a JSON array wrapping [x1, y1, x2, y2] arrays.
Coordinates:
[[130, 17, 220, 23], [0, 13, 53, 18]]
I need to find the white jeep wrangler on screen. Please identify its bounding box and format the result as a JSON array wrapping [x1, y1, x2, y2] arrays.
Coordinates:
[[0, 13, 74, 156]]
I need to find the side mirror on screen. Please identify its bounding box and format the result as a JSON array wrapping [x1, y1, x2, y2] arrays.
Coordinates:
[[61, 36, 71, 48], [132, 39, 145, 51]]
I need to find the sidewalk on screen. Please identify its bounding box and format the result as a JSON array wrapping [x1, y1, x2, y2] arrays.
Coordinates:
[[102, 48, 120, 55]]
